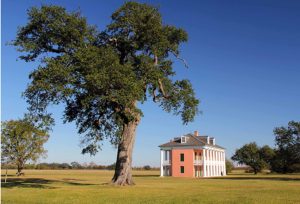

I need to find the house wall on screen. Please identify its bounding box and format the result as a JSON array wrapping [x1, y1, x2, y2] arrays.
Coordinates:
[[171, 149, 194, 177]]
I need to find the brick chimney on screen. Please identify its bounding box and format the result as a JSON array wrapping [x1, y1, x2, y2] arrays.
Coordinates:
[[194, 130, 199, 136]]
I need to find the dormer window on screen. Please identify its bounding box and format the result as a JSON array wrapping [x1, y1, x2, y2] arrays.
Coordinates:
[[181, 136, 186, 143], [209, 137, 216, 145]]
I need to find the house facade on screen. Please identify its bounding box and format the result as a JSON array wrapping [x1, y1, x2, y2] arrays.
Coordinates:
[[159, 131, 226, 178]]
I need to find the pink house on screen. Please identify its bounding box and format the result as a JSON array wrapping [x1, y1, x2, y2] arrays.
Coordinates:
[[159, 131, 226, 178]]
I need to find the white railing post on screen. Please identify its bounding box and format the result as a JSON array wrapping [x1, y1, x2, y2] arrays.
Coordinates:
[[203, 149, 206, 177], [224, 151, 226, 176]]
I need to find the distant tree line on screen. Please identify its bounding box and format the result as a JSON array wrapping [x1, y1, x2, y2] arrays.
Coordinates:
[[1, 161, 158, 171], [232, 121, 300, 174]]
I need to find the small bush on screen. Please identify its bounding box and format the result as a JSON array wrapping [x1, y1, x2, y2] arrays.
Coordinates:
[[143, 165, 151, 170]]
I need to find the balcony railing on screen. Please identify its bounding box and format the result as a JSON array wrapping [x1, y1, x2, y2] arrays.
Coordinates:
[[162, 160, 171, 165], [194, 160, 203, 165]]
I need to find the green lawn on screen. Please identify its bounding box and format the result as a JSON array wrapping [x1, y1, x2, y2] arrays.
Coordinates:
[[2, 169, 300, 204]]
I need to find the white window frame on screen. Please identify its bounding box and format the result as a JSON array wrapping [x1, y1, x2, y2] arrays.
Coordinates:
[[181, 136, 186, 143]]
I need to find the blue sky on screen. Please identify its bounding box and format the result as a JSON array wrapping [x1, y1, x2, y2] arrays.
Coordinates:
[[2, 0, 300, 167]]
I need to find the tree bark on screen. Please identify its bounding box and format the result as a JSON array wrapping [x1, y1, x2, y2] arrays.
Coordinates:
[[254, 169, 258, 175], [17, 163, 23, 176], [111, 118, 139, 185]]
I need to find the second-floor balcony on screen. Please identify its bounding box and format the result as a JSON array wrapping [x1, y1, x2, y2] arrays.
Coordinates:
[[194, 159, 203, 165], [163, 160, 171, 165]]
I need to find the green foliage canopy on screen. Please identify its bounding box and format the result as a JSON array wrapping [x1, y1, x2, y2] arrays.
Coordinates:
[[1, 119, 49, 173], [231, 142, 274, 174], [272, 121, 300, 173], [12, 2, 199, 155]]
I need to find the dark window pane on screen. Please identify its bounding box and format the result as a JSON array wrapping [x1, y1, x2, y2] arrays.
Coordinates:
[[180, 153, 184, 161], [180, 166, 184, 173]]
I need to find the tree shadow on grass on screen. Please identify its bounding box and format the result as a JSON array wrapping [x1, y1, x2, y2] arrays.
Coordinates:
[[100, 182, 110, 185], [1, 174, 16, 178], [2, 178, 97, 189], [2, 178, 56, 189], [209, 176, 300, 181]]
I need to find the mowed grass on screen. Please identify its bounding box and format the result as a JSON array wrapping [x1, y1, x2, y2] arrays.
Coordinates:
[[1, 169, 300, 204]]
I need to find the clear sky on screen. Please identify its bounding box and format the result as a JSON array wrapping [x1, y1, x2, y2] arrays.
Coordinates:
[[2, 0, 300, 167]]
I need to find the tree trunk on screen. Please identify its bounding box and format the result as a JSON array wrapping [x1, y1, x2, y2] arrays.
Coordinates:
[[254, 169, 258, 175], [17, 164, 23, 176], [111, 119, 139, 185]]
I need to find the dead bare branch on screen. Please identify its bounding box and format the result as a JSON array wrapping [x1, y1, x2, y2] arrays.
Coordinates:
[[170, 51, 188, 68]]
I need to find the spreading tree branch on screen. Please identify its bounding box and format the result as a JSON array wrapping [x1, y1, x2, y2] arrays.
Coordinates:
[[153, 54, 170, 100], [158, 79, 169, 99]]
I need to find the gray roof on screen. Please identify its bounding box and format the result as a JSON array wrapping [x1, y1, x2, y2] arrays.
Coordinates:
[[159, 134, 225, 149]]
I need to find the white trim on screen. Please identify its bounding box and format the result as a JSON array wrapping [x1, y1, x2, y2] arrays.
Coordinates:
[[181, 136, 186, 143], [160, 150, 164, 177], [160, 146, 225, 151]]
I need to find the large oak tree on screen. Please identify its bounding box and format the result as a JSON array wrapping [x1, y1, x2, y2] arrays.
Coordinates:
[[13, 2, 199, 185]]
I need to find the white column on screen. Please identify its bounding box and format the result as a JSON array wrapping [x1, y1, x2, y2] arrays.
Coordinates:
[[220, 151, 223, 176], [210, 150, 212, 177], [214, 151, 216, 161], [206, 150, 209, 177], [216, 151, 218, 176], [215, 165, 217, 177], [203, 149, 206, 177], [213, 164, 216, 177], [207, 165, 209, 177], [214, 151, 216, 176], [160, 150, 164, 177], [218, 152, 220, 175], [211, 151, 213, 177], [224, 151, 226, 176], [218, 152, 221, 176], [221, 152, 223, 176], [207, 150, 210, 177]]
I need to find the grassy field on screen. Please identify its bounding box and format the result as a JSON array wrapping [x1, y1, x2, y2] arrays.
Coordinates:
[[1, 169, 300, 204]]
